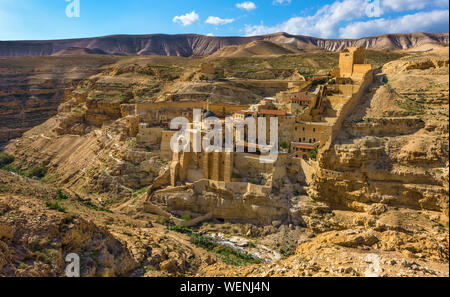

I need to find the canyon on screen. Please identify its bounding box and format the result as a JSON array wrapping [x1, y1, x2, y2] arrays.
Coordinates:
[[0, 36, 448, 277]]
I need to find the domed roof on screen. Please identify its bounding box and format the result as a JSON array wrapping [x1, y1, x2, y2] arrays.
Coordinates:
[[203, 110, 216, 119]]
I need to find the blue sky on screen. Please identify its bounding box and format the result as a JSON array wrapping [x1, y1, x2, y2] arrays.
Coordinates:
[[0, 0, 448, 41]]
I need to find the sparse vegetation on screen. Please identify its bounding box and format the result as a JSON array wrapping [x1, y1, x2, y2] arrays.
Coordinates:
[[46, 201, 66, 213], [25, 165, 47, 179], [0, 152, 14, 168], [84, 201, 113, 213], [309, 146, 319, 160], [56, 189, 69, 200], [280, 247, 295, 258], [181, 214, 193, 221], [170, 226, 261, 266]]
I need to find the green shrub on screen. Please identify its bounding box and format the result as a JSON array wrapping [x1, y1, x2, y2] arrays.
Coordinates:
[[173, 226, 262, 266], [213, 245, 261, 266], [169, 225, 193, 235], [280, 248, 295, 258], [191, 233, 218, 251], [279, 141, 288, 149], [309, 146, 319, 160], [181, 213, 193, 221], [25, 165, 47, 179], [57, 189, 69, 200], [46, 201, 66, 213], [84, 201, 112, 213], [0, 152, 14, 168]]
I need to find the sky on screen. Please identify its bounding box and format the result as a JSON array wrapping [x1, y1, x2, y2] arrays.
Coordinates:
[[0, 0, 448, 41]]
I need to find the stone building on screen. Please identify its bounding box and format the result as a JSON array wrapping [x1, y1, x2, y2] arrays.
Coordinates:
[[144, 46, 374, 225]]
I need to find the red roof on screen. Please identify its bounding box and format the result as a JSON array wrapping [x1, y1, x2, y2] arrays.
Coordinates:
[[296, 145, 315, 150], [292, 93, 315, 102], [259, 109, 286, 116]]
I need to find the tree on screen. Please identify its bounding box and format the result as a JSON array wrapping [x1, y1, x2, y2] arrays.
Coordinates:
[[309, 146, 319, 160]]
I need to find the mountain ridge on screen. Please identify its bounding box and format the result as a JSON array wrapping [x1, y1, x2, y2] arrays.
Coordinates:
[[0, 32, 448, 57]]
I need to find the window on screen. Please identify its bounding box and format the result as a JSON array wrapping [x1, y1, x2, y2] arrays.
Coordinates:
[[313, 128, 316, 132], [302, 127, 305, 131]]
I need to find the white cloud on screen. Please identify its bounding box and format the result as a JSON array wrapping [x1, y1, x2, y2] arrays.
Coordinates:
[[244, 0, 450, 38], [173, 11, 200, 26], [207, 33, 215, 36], [205, 16, 235, 26], [382, 0, 448, 12], [245, 0, 370, 38], [236, 2, 257, 11], [339, 9, 450, 38], [273, 0, 292, 5]]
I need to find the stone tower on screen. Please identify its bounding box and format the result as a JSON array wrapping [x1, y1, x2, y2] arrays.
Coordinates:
[[339, 47, 366, 78]]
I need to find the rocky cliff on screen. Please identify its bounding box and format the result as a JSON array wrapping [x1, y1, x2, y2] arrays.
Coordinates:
[[0, 55, 119, 145], [311, 48, 449, 216], [1, 32, 448, 57]]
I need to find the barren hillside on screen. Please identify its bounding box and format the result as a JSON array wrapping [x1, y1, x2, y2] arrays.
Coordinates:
[[0, 47, 448, 277], [0, 32, 448, 57]]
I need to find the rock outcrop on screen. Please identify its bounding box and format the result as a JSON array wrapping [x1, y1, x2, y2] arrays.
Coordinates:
[[0, 55, 119, 145], [0, 32, 448, 57]]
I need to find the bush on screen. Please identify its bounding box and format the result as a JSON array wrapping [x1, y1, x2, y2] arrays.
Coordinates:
[[169, 225, 193, 235], [280, 248, 295, 258], [309, 146, 319, 160], [191, 233, 218, 251], [84, 201, 112, 213], [213, 245, 261, 266], [173, 227, 262, 266], [57, 189, 69, 200], [181, 214, 193, 221], [25, 165, 47, 179], [312, 79, 326, 86], [0, 152, 14, 168], [46, 201, 66, 213], [279, 141, 288, 149]]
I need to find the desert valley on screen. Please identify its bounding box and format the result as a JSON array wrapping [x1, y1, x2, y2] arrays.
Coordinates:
[[0, 32, 449, 277]]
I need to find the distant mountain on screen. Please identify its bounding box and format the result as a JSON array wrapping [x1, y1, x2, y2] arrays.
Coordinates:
[[0, 32, 448, 57]]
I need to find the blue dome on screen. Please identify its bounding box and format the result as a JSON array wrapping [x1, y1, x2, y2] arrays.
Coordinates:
[[203, 110, 216, 119]]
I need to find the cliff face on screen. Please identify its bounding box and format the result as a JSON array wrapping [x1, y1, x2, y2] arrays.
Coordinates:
[[310, 49, 449, 216], [1, 47, 448, 276], [0, 32, 448, 57], [0, 55, 119, 145]]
